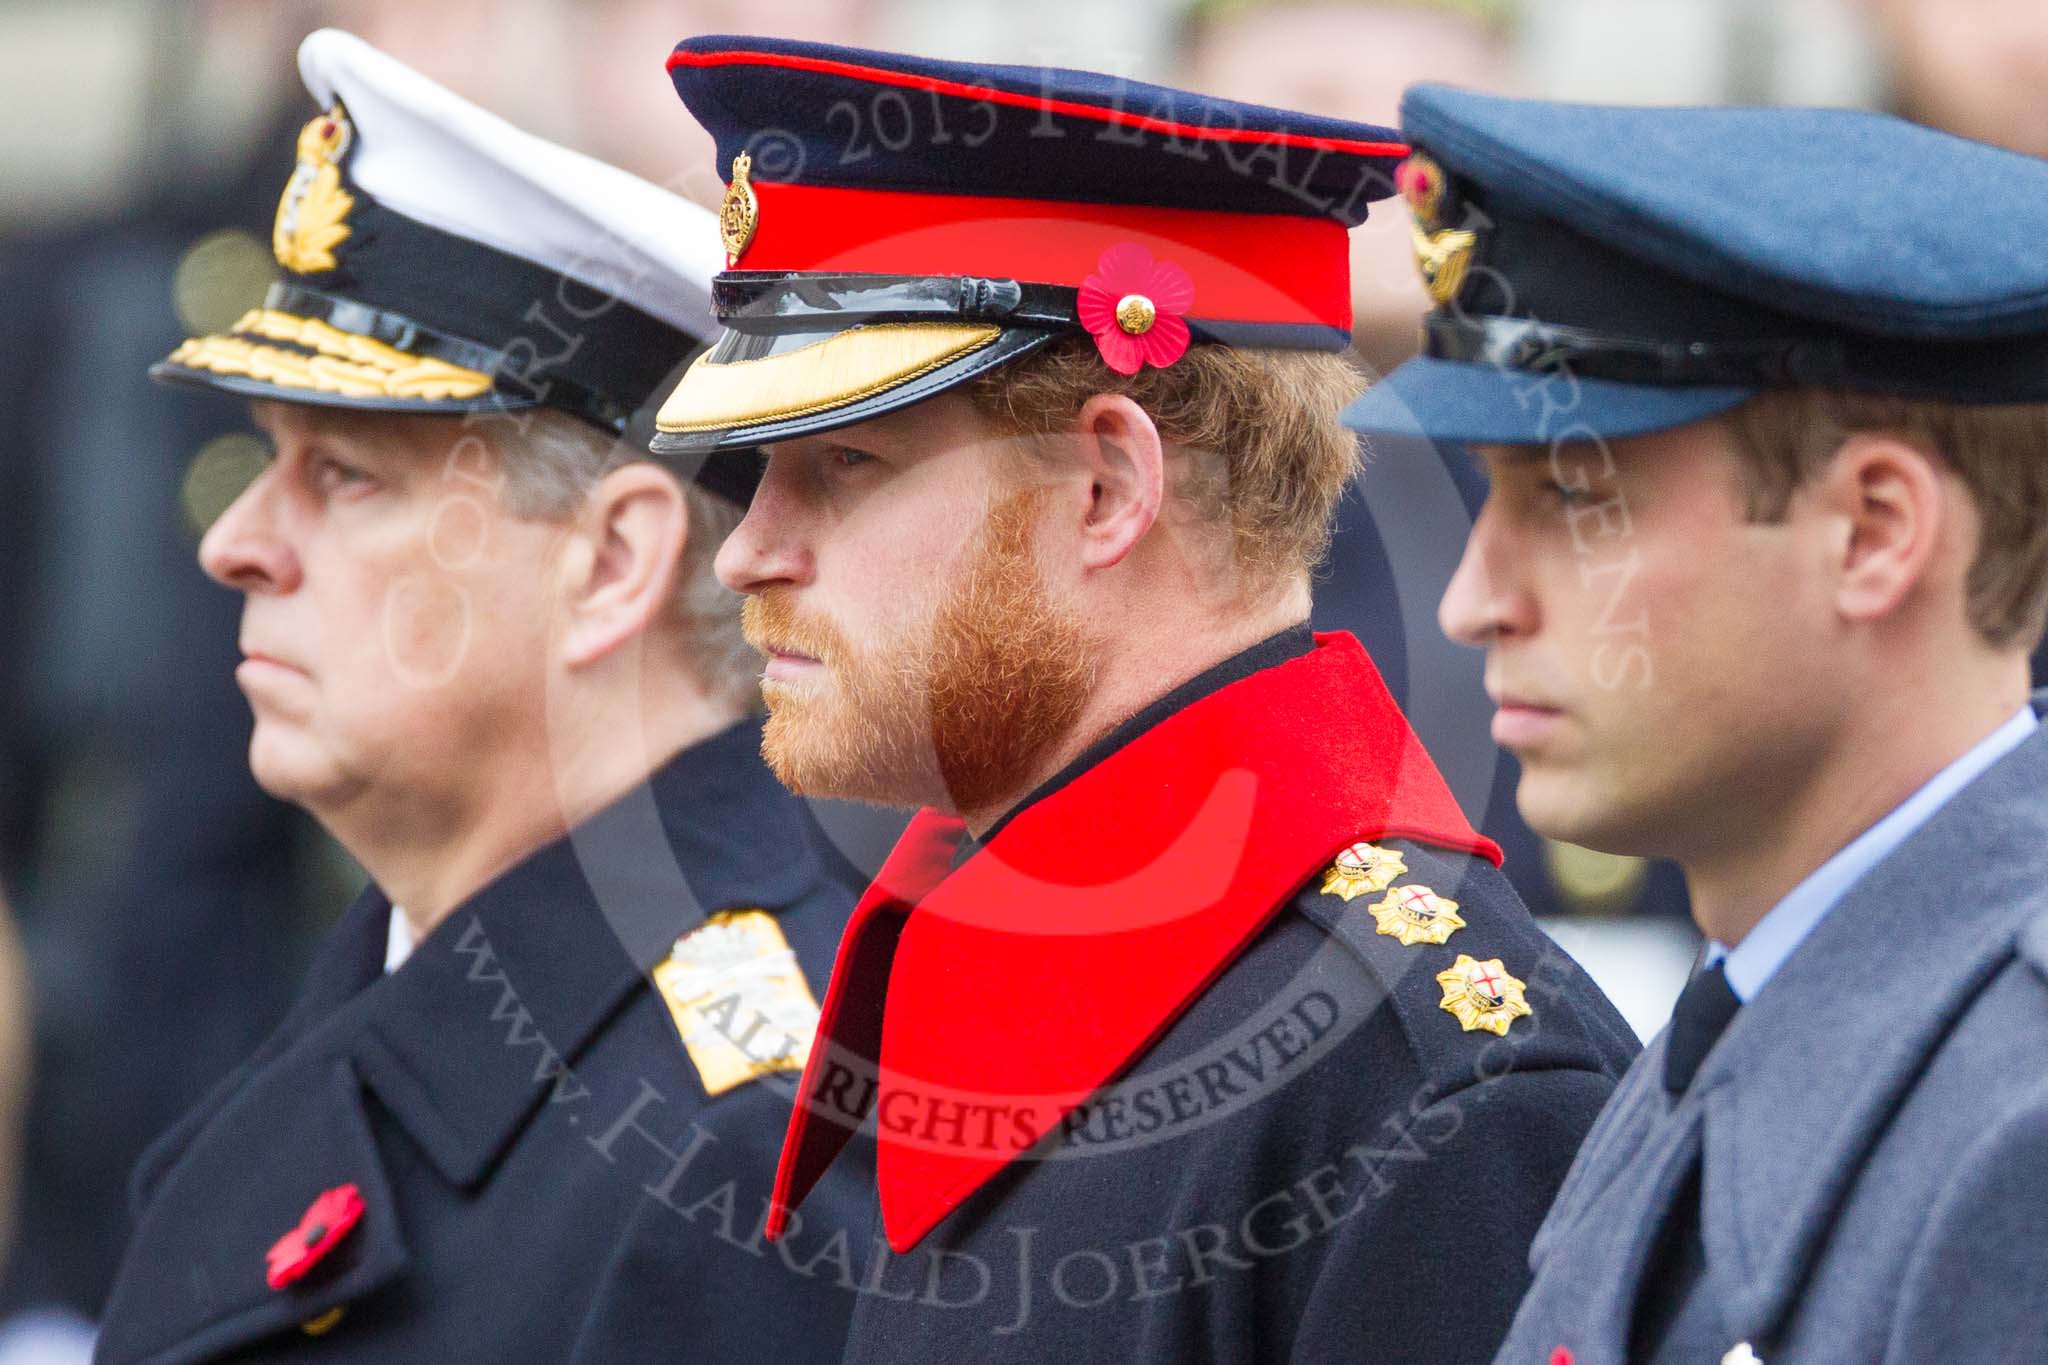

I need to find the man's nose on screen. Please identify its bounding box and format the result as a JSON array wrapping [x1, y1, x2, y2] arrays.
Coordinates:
[[714, 458, 813, 595], [198, 469, 302, 595], [1438, 504, 1536, 647]]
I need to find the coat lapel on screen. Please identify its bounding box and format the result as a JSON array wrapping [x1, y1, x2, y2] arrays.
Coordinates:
[[351, 719, 806, 1190], [125, 885, 390, 1229], [108, 718, 822, 1361], [96, 1054, 408, 1365], [1699, 705, 2048, 1347], [348, 844, 646, 1190], [765, 810, 963, 1239]]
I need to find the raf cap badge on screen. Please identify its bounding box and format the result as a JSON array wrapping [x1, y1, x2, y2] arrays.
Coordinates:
[[1370, 883, 1466, 947], [1436, 954, 1531, 1035], [1397, 153, 1476, 305], [1320, 842, 1408, 902], [653, 910, 821, 1097], [274, 106, 356, 274]]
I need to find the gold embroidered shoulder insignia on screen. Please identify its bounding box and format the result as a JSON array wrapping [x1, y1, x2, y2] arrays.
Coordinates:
[[652, 909, 820, 1096]]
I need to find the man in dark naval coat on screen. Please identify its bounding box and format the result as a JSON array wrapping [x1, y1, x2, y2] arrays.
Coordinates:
[[649, 36, 1639, 1362], [94, 30, 867, 1364], [1346, 87, 2048, 1364]]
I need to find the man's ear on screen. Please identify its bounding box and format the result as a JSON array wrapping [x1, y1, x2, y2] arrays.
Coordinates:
[[1819, 432, 1950, 628], [558, 463, 688, 668], [1070, 392, 1165, 572]]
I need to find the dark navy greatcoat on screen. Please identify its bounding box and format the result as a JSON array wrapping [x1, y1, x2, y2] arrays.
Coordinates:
[[767, 630, 1641, 1363], [96, 718, 870, 1364], [836, 840, 1641, 1362]]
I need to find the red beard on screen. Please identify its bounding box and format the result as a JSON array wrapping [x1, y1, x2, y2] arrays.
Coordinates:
[[742, 487, 1098, 817]]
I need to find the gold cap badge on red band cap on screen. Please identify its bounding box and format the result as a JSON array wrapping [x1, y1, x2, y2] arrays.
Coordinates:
[[720, 152, 758, 267]]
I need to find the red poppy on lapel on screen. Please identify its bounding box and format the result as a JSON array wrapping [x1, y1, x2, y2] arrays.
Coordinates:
[[265, 1184, 366, 1290]]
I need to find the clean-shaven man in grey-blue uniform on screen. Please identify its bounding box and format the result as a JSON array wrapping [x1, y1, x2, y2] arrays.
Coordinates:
[[1345, 86, 2048, 1364]]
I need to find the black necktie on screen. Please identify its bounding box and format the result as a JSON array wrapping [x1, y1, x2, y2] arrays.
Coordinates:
[[1664, 960, 1741, 1095]]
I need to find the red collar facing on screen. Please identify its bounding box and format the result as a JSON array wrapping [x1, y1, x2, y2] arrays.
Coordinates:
[[766, 632, 1499, 1251]]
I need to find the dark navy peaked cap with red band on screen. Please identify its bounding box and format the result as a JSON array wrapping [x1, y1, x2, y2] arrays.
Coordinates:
[[651, 35, 1406, 455]]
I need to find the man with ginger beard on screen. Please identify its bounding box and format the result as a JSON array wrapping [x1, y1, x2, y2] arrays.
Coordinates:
[[94, 33, 869, 1364], [649, 36, 1637, 1361], [742, 487, 1094, 815]]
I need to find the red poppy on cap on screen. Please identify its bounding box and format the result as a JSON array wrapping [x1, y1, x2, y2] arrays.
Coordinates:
[[265, 1184, 365, 1290], [1078, 244, 1195, 375]]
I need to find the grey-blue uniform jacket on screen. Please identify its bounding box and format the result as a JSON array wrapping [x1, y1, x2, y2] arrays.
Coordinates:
[[96, 718, 870, 1364], [1495, 694, 2048, 1364]]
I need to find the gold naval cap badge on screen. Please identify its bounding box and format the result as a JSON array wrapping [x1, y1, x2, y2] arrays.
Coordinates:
[[273, 105, 356, 275]]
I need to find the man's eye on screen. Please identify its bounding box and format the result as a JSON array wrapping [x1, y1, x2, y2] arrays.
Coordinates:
[[314, 457, 371, 489], [830, 446, 875, 470], [1541, 479, 1591, 507]]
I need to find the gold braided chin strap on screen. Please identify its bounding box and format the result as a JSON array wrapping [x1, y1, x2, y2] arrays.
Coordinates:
[[166, 308, 494, 401]]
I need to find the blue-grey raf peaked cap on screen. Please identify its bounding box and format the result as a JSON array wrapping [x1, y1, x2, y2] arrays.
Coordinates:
[[1343, 85, 2048, 446]]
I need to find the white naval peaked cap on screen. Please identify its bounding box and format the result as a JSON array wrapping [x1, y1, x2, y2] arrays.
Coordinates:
[[296, 27, 723, 340], [153, 25, 754, 498]]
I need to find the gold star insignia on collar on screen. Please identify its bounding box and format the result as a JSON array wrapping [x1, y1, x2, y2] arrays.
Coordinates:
[[1319, 842, 1408, 902], [1436, 954, 1531, 1035], [1369, 883, 1465, 946]]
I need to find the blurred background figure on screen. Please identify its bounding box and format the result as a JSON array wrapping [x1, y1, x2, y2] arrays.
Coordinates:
[[0, 7, 339, 1356], [1182, 0, 1515, 377], [0, 0, 2026, 1350], [0, 889, 26, 1268], [1857, 0, 2048, 695], [1865, 0, 2048, 158]]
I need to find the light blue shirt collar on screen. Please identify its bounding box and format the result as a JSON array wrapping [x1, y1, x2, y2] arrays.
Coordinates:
[[1707, 704, 2040, 1003]]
